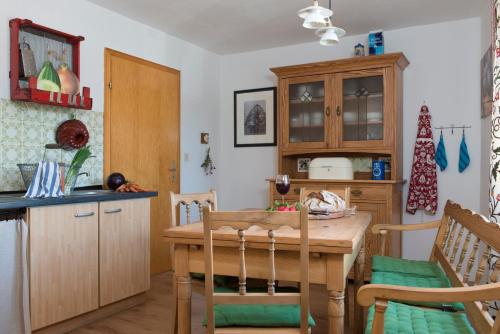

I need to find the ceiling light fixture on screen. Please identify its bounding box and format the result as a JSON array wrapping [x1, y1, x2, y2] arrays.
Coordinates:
[[298, 0, 346, 46], [297, 0, 332, 29], [316, 19, 346, 46]]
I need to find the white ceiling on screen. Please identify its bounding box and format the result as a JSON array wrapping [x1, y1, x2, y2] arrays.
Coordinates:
[[87, 0, 482, 54]]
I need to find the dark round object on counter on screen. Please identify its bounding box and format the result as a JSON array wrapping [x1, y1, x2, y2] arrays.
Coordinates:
[[107, 172, 126, 190], [56, 119, 90, 150]]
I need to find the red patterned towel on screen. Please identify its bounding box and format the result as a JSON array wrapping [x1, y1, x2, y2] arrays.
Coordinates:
[[406, 105, 438, 214]]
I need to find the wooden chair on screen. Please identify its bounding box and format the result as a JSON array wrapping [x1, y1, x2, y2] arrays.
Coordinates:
[[299, 186, 351, 208], [203, 206, 313, 334], [357, 200, 500, 334], [299, 186, 351, 326], [169, 190, 218, 334]]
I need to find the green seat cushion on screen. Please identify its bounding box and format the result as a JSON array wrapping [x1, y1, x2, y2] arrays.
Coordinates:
[[203, 304, 315, 328], [365, 302, 475, 334], [371, 271, 465, 311], [372, 256, 443, 277]]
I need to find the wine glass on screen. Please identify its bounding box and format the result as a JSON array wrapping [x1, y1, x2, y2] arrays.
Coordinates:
[[275, 174, 290, 204]]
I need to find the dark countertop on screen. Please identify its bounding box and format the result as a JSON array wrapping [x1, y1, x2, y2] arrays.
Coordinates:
[[0, 190, 158, 211]]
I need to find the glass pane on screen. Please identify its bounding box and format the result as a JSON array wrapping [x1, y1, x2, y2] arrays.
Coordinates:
[[289, 81, 325, 143], [343, 76, 384, 141]]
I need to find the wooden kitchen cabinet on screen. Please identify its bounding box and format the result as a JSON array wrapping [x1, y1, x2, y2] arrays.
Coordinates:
[[29, 203, 99, 330], [99, 198, 151, 306]]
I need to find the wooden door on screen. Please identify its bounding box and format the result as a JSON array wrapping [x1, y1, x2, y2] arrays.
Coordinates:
[[99, 199, 151, 306], [104, 49, 180, 274], [334, 67, 393, 150], [29, 203, 99, 330], [281, 74, 333, 151]]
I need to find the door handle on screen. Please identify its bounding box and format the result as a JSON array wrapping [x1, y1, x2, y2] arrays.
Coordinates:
[[336, 106, 341, 116], [104, 208, 122, 214], [74, 212, 95, 218], [169, 161, 177, 183]]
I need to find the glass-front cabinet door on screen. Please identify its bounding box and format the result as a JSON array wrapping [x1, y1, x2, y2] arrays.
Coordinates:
[[283, 75, 331, 150], [336, 68, 392, 149]]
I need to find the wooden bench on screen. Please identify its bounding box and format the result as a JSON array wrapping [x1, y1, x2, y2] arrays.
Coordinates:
[[357, 200, 500, 333]]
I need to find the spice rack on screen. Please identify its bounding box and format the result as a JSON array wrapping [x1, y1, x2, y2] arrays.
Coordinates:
[[9, 18, 93, 110]]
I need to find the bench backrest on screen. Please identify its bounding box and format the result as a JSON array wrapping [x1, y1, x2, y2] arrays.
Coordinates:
[[432, 200, 500, 333], [202, 206, 310, 334]]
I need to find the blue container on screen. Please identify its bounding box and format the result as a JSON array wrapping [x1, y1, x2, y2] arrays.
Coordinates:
[[372, 160, 385, 180]]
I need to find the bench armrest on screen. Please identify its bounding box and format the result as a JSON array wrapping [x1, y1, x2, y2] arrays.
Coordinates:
[[372, 220, 441, 256], [357, 282, 500, 307], [357, 283, 500, 334]]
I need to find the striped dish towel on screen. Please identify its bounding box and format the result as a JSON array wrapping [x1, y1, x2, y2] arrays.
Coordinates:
[[24, 161, 63, 198]]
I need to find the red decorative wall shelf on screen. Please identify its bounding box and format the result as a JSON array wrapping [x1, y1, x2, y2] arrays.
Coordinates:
[[9, 18, 93, 110]]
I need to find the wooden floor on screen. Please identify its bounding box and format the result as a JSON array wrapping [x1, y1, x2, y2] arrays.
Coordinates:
[[71, 272, 358, 334]]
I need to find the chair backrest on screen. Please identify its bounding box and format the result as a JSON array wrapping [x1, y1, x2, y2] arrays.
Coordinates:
[[169, 190, 217, 226], [299, 186, 351, 208], [203, 206, 310, 334], [432, 200, 500, 333]]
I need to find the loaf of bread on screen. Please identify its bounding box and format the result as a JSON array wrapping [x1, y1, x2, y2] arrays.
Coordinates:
[[303, 191, 346, 214]]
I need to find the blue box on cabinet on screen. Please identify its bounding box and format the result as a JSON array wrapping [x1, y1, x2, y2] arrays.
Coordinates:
[[369, 31, 384, 55]]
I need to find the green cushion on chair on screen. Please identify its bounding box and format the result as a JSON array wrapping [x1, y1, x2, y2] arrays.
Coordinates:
[[203, 304, 316, 328], [372, 256, 443, 277], [365, 302, 475, 334], [371, 271, 465, 311]]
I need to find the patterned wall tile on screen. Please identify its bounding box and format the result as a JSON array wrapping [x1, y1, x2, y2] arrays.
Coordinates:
[[0, 99, 103, 191]]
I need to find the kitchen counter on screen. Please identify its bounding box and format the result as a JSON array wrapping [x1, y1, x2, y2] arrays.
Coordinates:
[[0, 190, 158, 210]]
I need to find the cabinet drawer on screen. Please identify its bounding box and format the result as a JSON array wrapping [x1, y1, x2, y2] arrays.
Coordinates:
[[349, 186, 387, 202]]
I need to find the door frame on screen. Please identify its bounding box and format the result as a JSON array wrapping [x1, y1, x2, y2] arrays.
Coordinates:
[[103, 48, 181, 188]]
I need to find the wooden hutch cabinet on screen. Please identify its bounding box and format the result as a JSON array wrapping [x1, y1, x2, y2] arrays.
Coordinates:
[[268, 53, 409, 279]]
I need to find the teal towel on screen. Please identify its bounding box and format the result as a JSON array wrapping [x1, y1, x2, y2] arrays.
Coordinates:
[[459, 134, 470, 173], [435, 133, 448, 171]]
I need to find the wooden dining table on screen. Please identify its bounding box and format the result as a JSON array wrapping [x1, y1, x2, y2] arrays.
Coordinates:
[[163, 211, 371, 334]]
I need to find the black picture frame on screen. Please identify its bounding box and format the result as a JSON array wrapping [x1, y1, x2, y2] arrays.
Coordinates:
[[234, 87, 277, 147]]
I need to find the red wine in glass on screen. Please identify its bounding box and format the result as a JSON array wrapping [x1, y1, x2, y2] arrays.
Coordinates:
[[275, 175, 290, 204]]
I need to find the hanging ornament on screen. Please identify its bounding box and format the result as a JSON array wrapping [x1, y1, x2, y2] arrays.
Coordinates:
[[201, 147, 216, 175]]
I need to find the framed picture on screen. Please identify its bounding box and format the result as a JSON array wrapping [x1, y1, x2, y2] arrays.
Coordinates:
[[234, 87, 277, 147], [481, 45, 493, 119], [297, 158, 311, 172]]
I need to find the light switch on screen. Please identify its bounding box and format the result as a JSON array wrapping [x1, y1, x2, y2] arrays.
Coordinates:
[[184, 153, 190, 162]]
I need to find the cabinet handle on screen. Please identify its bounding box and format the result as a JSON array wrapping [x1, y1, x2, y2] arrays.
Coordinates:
[[104, 208, 122, 214], [325, 106, 331, 117], [74, 212, 95, 218], [351, 189, 363, 197], [336, 106, 341, 116]]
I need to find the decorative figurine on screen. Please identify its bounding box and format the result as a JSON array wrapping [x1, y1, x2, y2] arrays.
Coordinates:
[[354, 43, 365, 57]]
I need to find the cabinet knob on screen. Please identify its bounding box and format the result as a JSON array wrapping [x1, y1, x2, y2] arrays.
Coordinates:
[[336, 106, 341, 116], [325, 106, 331, 117], [104, 208, 122, 214], [74, 212, 95, 218], [351, 189, 363, 196]]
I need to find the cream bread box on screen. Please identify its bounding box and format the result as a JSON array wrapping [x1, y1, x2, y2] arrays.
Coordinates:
[[308, 158, 353, 180]]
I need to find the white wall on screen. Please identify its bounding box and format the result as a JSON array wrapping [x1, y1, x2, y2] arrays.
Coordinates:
[[0, 0, 220, 194], [480, 0, 493, 217], [218, 18, 482, 260]]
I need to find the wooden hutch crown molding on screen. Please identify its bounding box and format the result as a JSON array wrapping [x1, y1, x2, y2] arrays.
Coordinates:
[[270, 53, 409, 78]]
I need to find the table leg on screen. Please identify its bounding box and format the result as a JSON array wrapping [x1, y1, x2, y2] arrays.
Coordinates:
[[328, 290, 345, 334], [354, 237, 366, 334]]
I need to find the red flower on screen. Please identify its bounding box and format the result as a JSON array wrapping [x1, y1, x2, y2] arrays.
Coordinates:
[[497, 48, 500, 57], [496, 194, 500, 201]]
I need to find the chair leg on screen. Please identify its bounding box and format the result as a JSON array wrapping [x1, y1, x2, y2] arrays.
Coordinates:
[[170, 273, 178, 334]]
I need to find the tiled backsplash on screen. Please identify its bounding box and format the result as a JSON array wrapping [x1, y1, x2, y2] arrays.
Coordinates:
[[0, 99, 103, 191]]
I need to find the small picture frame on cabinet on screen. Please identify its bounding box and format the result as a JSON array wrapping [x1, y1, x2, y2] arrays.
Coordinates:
[[234, 87, 277, 147], [297, 158, 311, 172]]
